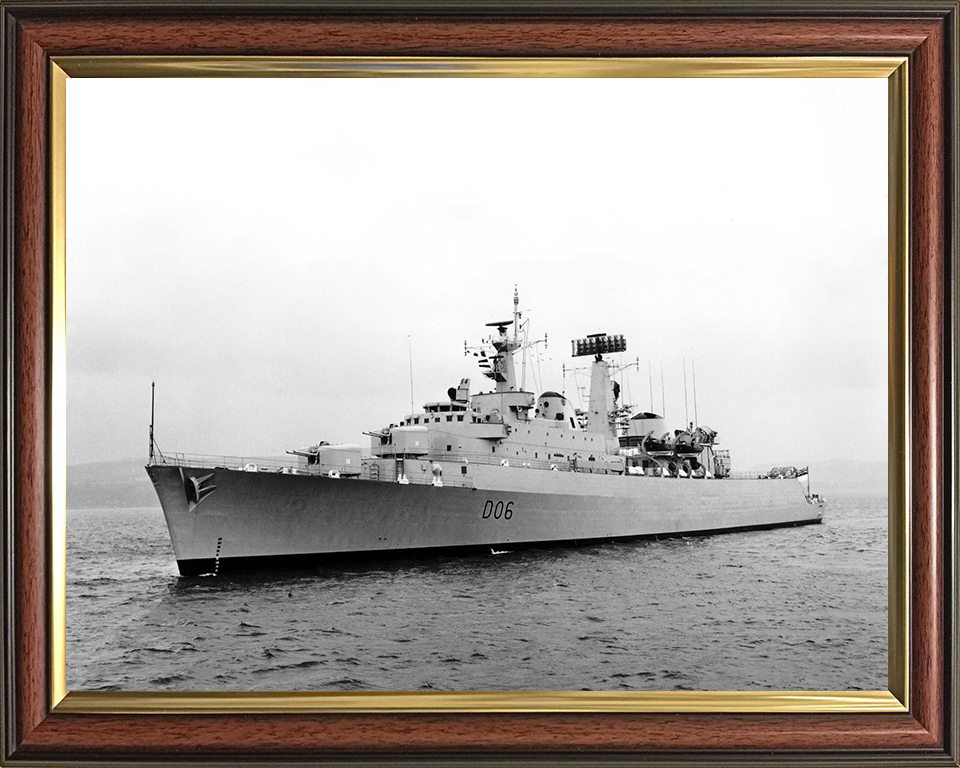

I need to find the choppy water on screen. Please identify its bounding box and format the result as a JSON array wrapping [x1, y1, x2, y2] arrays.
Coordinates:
[[67, 491, 886, 691]]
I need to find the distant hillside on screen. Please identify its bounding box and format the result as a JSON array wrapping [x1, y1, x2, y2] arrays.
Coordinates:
[[67, 458, 158, 509], [69, 455, 888, 510], [748, 459, 887, 496]]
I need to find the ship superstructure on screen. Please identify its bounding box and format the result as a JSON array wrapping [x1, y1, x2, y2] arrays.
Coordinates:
[[147, 291, 825, 576]]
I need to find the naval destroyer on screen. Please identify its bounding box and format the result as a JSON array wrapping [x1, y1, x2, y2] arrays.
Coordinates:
[[146, 292, 825, 576]]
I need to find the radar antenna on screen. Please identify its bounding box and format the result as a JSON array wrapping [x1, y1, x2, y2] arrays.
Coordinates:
[[570, 333, 626, 358]]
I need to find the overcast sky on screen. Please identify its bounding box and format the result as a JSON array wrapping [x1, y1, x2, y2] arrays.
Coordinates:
[[66, 77, 887, 470]]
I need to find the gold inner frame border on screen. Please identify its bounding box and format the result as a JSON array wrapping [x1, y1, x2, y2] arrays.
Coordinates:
[[48, 55, 909, 715]]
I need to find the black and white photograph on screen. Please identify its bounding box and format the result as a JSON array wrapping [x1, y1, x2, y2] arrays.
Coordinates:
[[66, 75, 888, 693]]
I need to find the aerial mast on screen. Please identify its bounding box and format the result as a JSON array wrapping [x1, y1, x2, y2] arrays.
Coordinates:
[[512, 285, 520, 345]]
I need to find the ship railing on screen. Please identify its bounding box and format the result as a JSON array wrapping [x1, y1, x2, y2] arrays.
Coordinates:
[[355, 465, 476, 489], [726, 471, 805, 480], [373, 449, 620, 474], [153, 450, 772, 482], [147, 451, 480, 487], [451, 451, 595, 472], [150, 452, 327, 475]]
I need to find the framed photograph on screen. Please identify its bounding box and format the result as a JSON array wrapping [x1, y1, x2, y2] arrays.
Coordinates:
[[2, 2, 957, 766]]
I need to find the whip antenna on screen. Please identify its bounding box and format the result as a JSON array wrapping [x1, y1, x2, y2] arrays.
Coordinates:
[[408, 336, 415, 415], [648, 360, 653, 413], [683, 357, 689, 426], [660, 362, 666, 418], [692, 359, 699, 427]]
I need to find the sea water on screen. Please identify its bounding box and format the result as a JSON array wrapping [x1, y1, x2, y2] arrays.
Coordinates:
[[66, 490, 886, 692]]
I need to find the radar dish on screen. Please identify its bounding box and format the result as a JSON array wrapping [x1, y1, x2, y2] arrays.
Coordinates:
[[485, 320, 514, 327]]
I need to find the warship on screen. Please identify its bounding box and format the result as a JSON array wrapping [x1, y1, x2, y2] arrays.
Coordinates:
[[146, 291, 825, 576]]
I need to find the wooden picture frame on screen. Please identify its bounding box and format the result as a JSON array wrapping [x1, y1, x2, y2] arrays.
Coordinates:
[[2, 2, 957, 765]]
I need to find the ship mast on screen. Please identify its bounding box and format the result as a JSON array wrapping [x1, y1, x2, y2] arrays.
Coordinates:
[[571, 332, 627, 444], [467, 289, 545, 394]]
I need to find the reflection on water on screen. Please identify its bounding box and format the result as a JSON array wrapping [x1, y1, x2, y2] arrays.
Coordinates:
[[67, 492, 886, 692]]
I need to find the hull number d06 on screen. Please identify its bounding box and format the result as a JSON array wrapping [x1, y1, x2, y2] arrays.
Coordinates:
[[482, 500, 514, 520]]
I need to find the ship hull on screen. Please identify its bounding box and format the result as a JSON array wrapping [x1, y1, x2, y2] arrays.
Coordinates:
[[147, 464, 825, 576]]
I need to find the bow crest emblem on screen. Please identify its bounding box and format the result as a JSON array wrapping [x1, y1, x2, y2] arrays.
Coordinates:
[[180, 469, 217, 512]]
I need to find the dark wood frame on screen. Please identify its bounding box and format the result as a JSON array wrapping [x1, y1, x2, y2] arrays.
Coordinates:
[[2, 2, 957, 765]]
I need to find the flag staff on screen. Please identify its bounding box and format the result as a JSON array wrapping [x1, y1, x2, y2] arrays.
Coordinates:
[[149, 381, 156, 464]]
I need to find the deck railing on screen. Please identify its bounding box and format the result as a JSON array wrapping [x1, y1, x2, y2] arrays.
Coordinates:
[[151, 452, 320, 474], [151, 451, 779, 483], [374, 449, 616, 474], [148, 451, 480, 487]]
